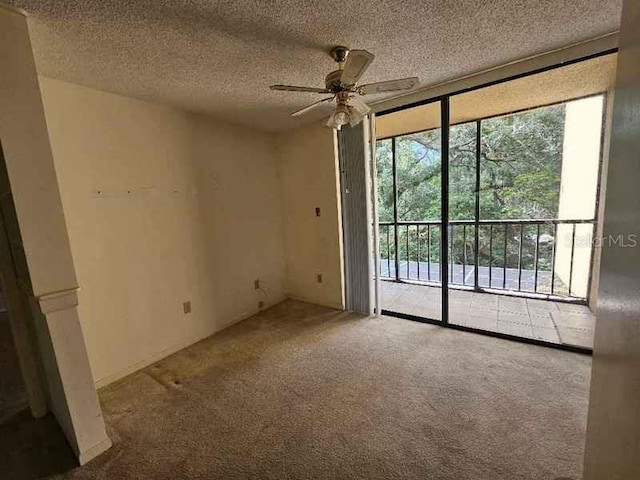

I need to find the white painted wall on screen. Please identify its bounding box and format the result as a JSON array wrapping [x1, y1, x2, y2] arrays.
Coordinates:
[[277, 123, 344, 310], [40, 77, 287, 387]]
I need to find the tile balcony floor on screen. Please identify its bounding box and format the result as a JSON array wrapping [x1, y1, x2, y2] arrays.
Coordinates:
[[380, 281, 595, 349]]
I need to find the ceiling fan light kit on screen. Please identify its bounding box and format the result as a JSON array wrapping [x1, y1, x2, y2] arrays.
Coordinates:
[[270, 46, 419, 130], [327, 100, 350, 129]]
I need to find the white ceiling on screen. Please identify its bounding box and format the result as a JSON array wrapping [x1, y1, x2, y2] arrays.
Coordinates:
[[7, 0, 623, 132]]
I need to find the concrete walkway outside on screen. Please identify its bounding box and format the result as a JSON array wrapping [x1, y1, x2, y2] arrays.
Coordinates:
[[380, 260, 572, 296]]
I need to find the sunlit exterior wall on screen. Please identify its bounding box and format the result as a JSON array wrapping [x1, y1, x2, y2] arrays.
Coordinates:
[[555, 96, 604, 298]]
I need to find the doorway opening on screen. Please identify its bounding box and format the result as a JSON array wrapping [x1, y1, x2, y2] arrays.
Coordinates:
[[0, 286, 28, 423], [0, 142, 37, 425]]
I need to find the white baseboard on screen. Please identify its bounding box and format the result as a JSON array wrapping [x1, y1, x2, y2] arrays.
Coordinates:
[[286, 294, 344, 311]]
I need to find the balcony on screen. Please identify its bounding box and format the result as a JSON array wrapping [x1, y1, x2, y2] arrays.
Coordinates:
[[375, 91, 604, 351], [378, 218, 596, 349], [379, 218, 595, 299], [380, 281, 595, 349]]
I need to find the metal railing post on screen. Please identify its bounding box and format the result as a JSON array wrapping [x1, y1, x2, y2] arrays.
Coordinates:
[[391, 137, 399, 282]]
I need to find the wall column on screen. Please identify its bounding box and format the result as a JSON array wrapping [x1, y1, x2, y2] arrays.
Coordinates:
[[0, 5, 110, 464]]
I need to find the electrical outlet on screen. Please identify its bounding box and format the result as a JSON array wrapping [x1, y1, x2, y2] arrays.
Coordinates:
[[182, 301, 191, 314], [317, 274, 323, 284], [258, 301, 264, 309], [254, 279, 260, 290], [315, 207, 321, 217]]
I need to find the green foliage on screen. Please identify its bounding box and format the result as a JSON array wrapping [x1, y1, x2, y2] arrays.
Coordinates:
[[377, 103, 566, 271], [480, 105, 565, 220]]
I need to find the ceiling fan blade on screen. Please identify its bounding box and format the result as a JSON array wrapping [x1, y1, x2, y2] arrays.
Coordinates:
[[340, 50, 375, 85], [290, 96, 334, 117], [359, 77, 419, 95], [346, 96, 371, 127], [271, 85, 331, 93], [349, 95, 371, 116]]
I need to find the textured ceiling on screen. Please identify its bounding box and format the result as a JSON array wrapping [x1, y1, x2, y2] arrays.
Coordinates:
[[6, 0, 623, 132]]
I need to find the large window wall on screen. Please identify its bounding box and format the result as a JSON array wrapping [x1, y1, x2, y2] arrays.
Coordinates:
[[378, 97, 604, 299], [374, 51, 615, 350]]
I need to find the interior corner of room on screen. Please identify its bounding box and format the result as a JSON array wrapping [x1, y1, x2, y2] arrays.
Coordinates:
[[0, 0, 638, 479]]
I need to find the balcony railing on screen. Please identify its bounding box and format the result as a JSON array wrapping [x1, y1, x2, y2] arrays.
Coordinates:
[[378, 219, 595, 300]]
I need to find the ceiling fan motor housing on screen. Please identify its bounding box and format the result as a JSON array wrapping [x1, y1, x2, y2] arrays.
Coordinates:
[[325, 70, 346, 92]]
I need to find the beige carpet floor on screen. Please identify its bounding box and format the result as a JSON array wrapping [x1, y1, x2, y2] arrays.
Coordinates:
[[3, 300, 591, 479]]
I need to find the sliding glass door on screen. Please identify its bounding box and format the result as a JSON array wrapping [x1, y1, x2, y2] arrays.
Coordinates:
[[376, 100, 444, 322], [373, 51, 615, 351], [445, 58, 609, 350]]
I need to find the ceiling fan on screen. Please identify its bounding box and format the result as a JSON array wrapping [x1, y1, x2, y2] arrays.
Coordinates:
[[270, 46, 419, 130]]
